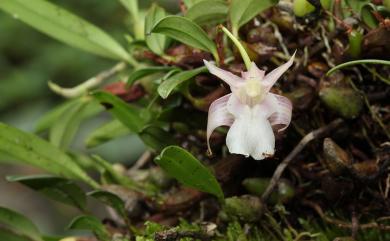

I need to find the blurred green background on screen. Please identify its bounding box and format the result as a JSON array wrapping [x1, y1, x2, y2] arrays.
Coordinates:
[[0, 0, 177, 235]]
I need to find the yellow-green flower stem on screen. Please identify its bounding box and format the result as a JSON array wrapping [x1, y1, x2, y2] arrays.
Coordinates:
[[220, 25, 251, 70]]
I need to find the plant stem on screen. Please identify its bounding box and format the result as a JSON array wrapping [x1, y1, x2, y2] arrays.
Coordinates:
[[220, 25, 251, 70]]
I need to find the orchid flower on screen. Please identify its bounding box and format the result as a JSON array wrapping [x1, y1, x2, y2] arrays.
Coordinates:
[[204, 54, 295, 160]]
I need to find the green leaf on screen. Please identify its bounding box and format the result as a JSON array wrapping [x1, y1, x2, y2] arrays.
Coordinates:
[[154, 146, 224, 199], [361, 5, 378, 28], [7, 175, 86, 211], [0, 207, 42, 241], [35, 99, 78, 133], [127, 66, 177, 86], [67, 215, 110, 241], [118, 0, 138, 19], [92, 155, 140, 191], [92, 91, 147, 133], [0, 0, 130, 61], [145, 4, 170, 55], [327, 59, 390, 77], [0, 123, 99, 188], [88, 190, 126, 219], [186, 0, 229, 25], [0, 228, 34, 241], [150, 16, 218, 59], [49, 100, 87, 150], [85, 119, 131, 148], [158, 66, 207, 99], [230, 0, 278, 35], [139, 125, 176, 151]]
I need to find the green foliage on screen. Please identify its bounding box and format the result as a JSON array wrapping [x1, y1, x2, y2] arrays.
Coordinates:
[[85, 119, 131, 148], [145, 4, 170, 55], [230, 0, 278, 35], [139, 125, 177, 151], [127, 66, 177, 86], [0, 0, 130, 61], [0, 123, 98, 187], [88, 190, 127, 220], [6, 175, 86, 211], [186, 0, 229, 25], [67, 215, 111, 241], [150, 16, 219, 60], [155, 146, 224, 199], [158, 66, 208, 99], [0, 207, 43, 241], [92, 91, 148, 133]]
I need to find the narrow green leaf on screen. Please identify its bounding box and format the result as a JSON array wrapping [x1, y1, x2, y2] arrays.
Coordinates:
[[118, 0, 138, 19], [327, 59, 390, 76], [127, 66, 177, 86], [139, 125, 176, 151], [150, 16, 218, 59], [0, 123, 99, 188], [7, 175, 86, 211], [0, 0, 130, 61], [88, 190, 126, 219], [361, 5, 378, 28], [35, 99, 78, 133], [49, 100, 87, 150], [230, 0, 278, 35], [145, 4, 170, 55], [0, 228, 34, 241], [158, 66, 207, 99], [92, 155, 141, 191], [92, 91, 147, 133], [182, 0, 204, 8], [0, 207, 42, 241], [186, 0, 228, 25], [155, 146, 224, 199], [85, 119, 131, 148], [67, 215, 110, 241]]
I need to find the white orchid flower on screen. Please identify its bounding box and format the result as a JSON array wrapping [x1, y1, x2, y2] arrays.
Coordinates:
[[204, 54, 295, 160]]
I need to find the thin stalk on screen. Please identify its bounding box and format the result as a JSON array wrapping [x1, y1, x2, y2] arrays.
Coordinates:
[[220, 25, 251, 70]]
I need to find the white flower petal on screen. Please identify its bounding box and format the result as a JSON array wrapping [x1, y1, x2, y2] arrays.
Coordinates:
[[241, 62, 265, 81], [207, 93, 234, 153], [262, 51, 296, 91], [203, 60, 244, 89], [263, 94, 292, 132], [226, 105, 275, 160]]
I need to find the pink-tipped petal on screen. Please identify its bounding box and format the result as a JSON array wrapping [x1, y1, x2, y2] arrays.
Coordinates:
[[226, 105, 275, 160], [264, 93, 292, 132], [203, 60, 244, 89], [241, 62, 265, 81], [262, 51, 296, 91], [207, 94, 234, 153]]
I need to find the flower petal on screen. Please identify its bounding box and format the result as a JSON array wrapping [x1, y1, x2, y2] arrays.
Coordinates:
[[207, 93, 234, 153], [262, 51, 296, 91], [263, 93, 292, 132], [203, 60, 244, 88], [241, 62, 265, 81], [226, 105, 275, 160]]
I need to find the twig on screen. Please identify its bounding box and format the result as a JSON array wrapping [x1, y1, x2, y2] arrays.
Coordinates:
[[48, 62, 126, 98], [261, 119, 344, 202]]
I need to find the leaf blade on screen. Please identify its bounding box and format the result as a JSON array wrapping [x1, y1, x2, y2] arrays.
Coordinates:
[[0, 0, 130, 61], [151, 16, 217, 57], [0, 123, 99, 188], [0, 207, 42, 241], [230, 0, 278, 33], [158, 66, 207, 99], [154, 146, 224, 199]]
